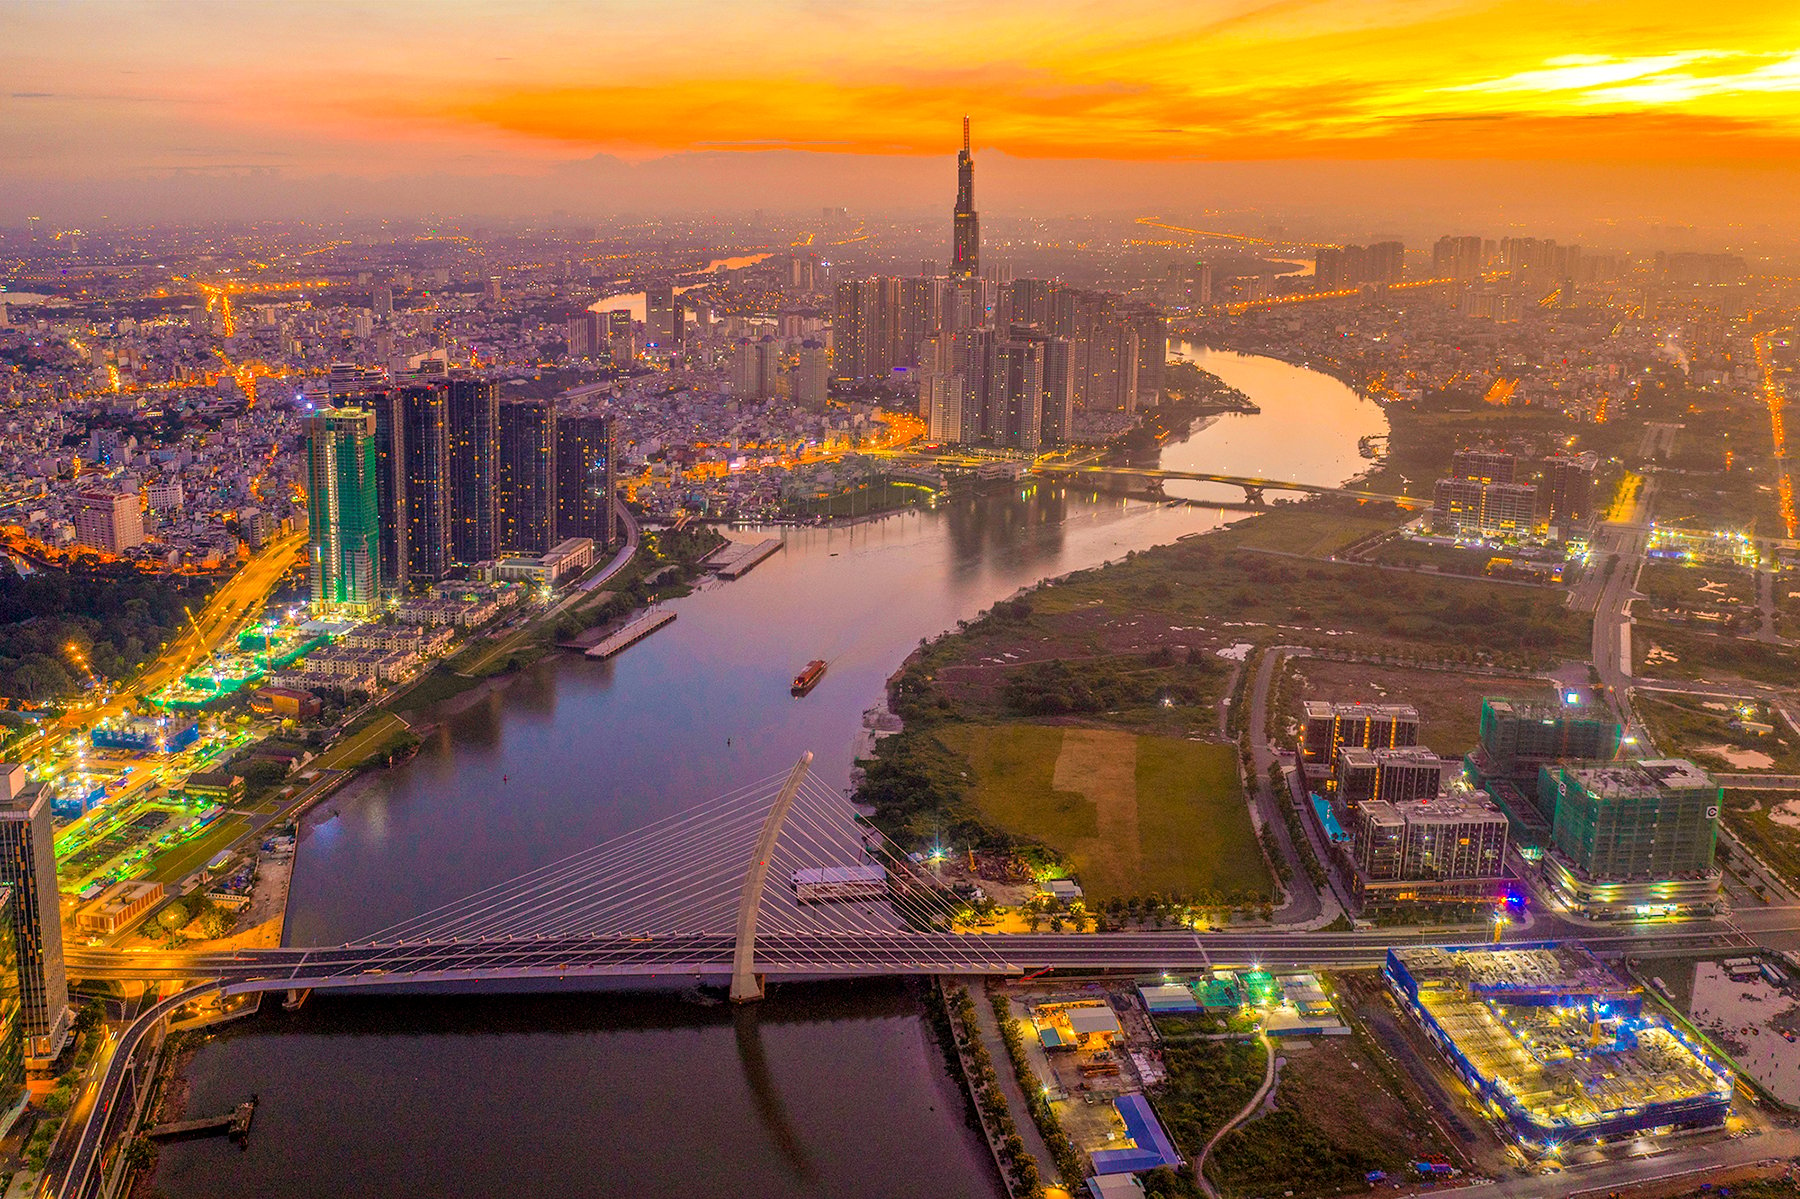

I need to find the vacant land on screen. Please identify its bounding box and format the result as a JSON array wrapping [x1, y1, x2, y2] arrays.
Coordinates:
[[936, 723, 1268, 902], [1723, 792, 1800, 893], [1210, 1030, 1453, 1197], [1635, 693, 1799, 774], [1636, 622, 1799, 686], [1285, 658, 1558, 759], [1218, 506, 1400, 558]]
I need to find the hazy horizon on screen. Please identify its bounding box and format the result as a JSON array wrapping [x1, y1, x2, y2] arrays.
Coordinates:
[[5, 0, 1800, 244]]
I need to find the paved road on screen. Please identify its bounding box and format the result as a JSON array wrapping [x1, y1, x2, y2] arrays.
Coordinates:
[[23, 531, 305, 764], [1244, 647, 1324, 924]]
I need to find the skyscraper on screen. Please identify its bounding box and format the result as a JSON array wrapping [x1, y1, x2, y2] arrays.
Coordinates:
[[365, 389, 408, 595], [0, 765, 68, 1063], [447, 376, 500, 564], [498, 398, 557, 554], [556, 414, 615, 547], [399, 382, 452, 583], [304, 406, 381, 612], [952, 116, 979, 280]]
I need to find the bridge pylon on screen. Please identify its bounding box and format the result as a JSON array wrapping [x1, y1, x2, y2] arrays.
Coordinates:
[[730, 752, 814, 1002]]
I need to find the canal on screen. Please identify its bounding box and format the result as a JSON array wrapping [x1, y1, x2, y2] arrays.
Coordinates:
[[151, 348, 1386, 1198]]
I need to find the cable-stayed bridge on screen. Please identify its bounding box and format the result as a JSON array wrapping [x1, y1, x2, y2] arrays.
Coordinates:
[[68, 753, 1760, 999]]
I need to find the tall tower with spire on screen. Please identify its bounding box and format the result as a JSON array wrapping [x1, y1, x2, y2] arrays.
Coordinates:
[[952, 116, 980, 280]]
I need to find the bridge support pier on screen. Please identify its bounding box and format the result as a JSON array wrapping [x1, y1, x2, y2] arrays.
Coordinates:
[[1242, 485, 1265, 505], [283, 988, 311, 1010], [730, 753, 813, 1003]]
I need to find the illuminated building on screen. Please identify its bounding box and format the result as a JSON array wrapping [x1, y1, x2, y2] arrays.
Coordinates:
[[1389, 946, 1730, 1145], [1540, 759, 1721, 918], [363, 388, 408, 594], [498, 398, 557, 555], [0, 766, 67, 1065], [1351, 788, 1508, 903], [646, 284, 682, 352], [398, 382, 452, 584], [1301, 701, 1420, 769], [952, 116, 979, 280], [1431, 477, 1538, 536], [447, 376, 500, 564], [71, 489, 144, 553], [730, 336, 782, 400], [987, 337, 1044, 454], [1467, 698, 1622, 831], [1334, 746, 1446, 808], [555, 414, 615, 548], [0, 887, 25, 1116], [1450, 448, 1517, 484], [304, 406, 381, 613], [1543, 451, 1598, 527], [1315, 241, 1404, 289]]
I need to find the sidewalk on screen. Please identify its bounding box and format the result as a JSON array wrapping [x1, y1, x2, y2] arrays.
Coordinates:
[[961, 978, 1057, 1184]]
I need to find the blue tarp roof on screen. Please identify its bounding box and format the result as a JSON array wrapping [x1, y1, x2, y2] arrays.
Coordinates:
[[1090, 1094, 1181, 1175]]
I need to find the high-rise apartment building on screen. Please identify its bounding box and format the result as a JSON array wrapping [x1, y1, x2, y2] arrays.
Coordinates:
[[1351, 789, 1509, 905], [1335, 746, 1447, 808], [1543, 451, 1599, 526], [447, 376, 500, 564], [795, 341, 830, 411], [1301, 701, 1421, 765], [1540, 759, 1721, 917], [1450, 448, 1517, 483], [498, 398, 557, 554], [364, 388, 409, 594], [397, 382, 452, 583], [555, 414, 615, 547], [1430, 477, 1538, 535], [304, 406, 381, 612], [1432, 235, 1484, 279], [0, 765, 68, 1063], [988, 338, 1045, 454], [952, 116, 979, 280], [71, 490, 145, 554]]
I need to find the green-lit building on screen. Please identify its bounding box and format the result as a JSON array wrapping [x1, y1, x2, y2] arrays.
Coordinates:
[[305, 406, 382, 614], [1539, 759, 1721, 918], [1467, 698, 1622, 833]]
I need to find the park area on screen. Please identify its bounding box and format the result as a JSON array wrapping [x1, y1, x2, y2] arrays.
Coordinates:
[[935, 723, 1269, 903]]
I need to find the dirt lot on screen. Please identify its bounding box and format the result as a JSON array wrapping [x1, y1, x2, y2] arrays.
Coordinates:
[[1284, 658, 1559, 759]]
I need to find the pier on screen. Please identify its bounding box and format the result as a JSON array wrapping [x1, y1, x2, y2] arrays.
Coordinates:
[[584, 610, 677, 660], [707, 538, 782, 578], [147, 1097, 258, 1142]]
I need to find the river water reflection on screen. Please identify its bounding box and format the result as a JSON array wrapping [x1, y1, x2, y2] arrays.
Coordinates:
[[152, 348, 1384, 1198]]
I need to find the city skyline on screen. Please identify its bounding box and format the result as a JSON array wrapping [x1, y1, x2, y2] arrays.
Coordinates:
[[5, 1, 1800, 230]]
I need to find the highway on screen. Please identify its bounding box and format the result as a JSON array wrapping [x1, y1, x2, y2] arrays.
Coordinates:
[[23, 530, 305, 764]]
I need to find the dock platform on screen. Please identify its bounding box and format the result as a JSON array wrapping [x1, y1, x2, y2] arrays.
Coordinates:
[[708, 538, 782, 579], [584, 610, 676, 660]]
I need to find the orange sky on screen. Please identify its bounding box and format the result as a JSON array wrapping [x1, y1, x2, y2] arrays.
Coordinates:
[[3, 1, 1800, 222]]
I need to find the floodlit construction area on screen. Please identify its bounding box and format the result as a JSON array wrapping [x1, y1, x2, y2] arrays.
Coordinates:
[[1388, 945, 1733, 1148]]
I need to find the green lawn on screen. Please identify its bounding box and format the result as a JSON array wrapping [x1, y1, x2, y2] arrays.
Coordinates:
[[938, 723, 1270, 902]]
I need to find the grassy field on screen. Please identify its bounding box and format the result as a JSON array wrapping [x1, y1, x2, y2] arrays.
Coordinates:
[[1027, 511, 1587, 669], [936, 723, 1269, 902], [1723, 792, 1800, 893], [1220, 506, 1402, 557], [1635, 622, 1800, 687]]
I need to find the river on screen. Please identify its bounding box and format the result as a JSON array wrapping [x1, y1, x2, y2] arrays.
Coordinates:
[[150, 347, 1386, 1199]]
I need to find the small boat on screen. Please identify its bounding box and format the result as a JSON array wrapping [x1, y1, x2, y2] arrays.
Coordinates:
[[791, 660, 827, 695]]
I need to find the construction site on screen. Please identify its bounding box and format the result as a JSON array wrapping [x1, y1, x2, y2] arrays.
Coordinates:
[[1387, 945, 1734, 1150]]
